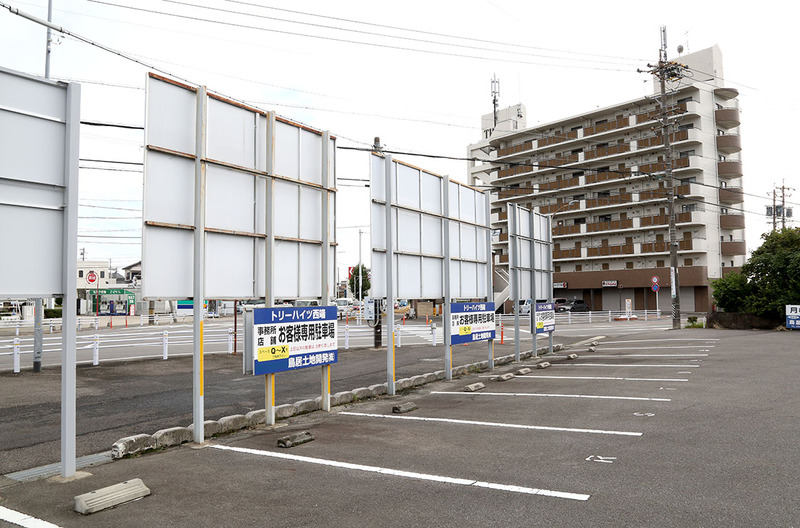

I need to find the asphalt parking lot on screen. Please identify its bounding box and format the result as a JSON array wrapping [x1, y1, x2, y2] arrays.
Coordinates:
[[1, 327, 798, 527]]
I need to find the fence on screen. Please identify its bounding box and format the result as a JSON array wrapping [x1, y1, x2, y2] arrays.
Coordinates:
[[0, 313, 221, 336]]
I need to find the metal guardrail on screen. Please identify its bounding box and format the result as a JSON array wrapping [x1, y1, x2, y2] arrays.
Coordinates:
[[0, 313, 223, 335]]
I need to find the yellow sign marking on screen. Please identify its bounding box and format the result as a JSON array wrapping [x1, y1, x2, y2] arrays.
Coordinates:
[[459, 326, 472, 336], [258, 345, 289, 362]]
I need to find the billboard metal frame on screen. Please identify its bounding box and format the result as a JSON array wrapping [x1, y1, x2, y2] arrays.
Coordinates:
[[0, 66, 80, 477]]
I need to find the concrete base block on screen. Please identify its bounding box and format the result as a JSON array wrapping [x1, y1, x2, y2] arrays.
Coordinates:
[[516, 368, 532, 375], [567, 353, 579, 360], [294, 399, 320, 415], [495, 373, 515, 382], [396, 378, 412, 391], [275, 404, 296, 420], [536, 362, 551, 369], [410, 375, 426, 387], [368, 384, 387, 396], [434, 370, 446, 380], [187, 420, 221, 438], [464, 382, 486, 392], [217, 414, 248, 434], [352, 387, 373, 400], [392, 402, 418, 414], [423, 373, 438, 384], [111, 434, 155, 459], [152, 427, 192, 449], [74, 478, 150, 515], [277, 431, 314, 448], [333, 391, 354, 405], [245, 409, 266, 425]]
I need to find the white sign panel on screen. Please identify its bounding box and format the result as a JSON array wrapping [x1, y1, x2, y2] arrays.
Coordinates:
[[508, 204, 553, 303], [370, 154, 490, 299], [0, 67, 79, 297], [142, 74, 336, 300]]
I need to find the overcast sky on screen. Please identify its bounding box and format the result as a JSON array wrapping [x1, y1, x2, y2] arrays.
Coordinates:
[[1, 0, 796, 278]]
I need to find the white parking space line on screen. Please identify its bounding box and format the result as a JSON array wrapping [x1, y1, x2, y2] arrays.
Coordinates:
[[339, 412, 643, 437], [432, 391, 671, 402], [550, 364, 700, 368], [0, 506, 61, 528], [209, 444, 590, 501], [578, 354, 708, 358], [593, 346, 712, 350], [502, 375, 690, 382], [600, 339, 718, 344]]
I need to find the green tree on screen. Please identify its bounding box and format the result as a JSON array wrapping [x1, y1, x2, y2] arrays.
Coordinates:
[[348, 264, 370, 300], [712, 228, 800, 319]]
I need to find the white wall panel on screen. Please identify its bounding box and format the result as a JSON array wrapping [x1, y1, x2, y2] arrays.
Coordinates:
[[396, 163, 420, 209], [421, 258, 443, 298], [299, 186, 322, 241], [273, 180, 299, 238], [274, 121, 299, 179], [142, 226, 193, 299], [0, 113, 64, 186], [397, 210, 421, 253], [206, 164, 256, 233], [460, 186, 477, 223], [421, 215, 442, 256], [205, 233, 256, 299], [146, 78, 195, 155], [370, 154, 385, 202], [397, 254, 421, 299], [299, 129, 322, 185], [207, 98, 256, 169], [420, 172, 442, 214], [371, 202, 386, 250], [461, 224, 477, 261], [0, 205, 63, 296], [143, 151, 194, 226]]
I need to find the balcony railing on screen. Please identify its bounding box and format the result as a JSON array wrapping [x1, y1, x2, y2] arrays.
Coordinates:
[[584, 143, 631, 160], [586, 218, 634, 233], [497, 187, 533, 200], [637, 129, 690, 149], [635, 103, 687, 124], [552, 224, 582, 236], [553, 248, 581, 259], [717, 160, 743, 179], [638, 156, 690, 174], [720, 214, 745, 230], [719, 187, 744, 204], [721, 241, 746, 255], [640, 239, 694, 253], [585, 193, 632, 208], [583, 117, 630, 137], [540, 176, 580, 192], [587, 244, 635, 257]]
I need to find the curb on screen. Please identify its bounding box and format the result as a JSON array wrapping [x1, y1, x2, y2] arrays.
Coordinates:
[[110, 343, 565, 460]]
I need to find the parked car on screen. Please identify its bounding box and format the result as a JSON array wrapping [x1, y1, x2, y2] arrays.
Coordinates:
[[335, 298, 354, 317], [560, 300, 590, 312], [554, 298, 568, 311]]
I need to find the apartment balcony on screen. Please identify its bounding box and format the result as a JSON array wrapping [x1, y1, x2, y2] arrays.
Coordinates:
[[717, 160, 743, 179], [715, 87, 739, 100], [719, 187, 744, 204], [585, 170, 630, 185], [584, 117, 630, 137], [720, 214, 746, 230], [552, 224, 583, 236], [586, 218, 634, 233], [715, 108, 740, 129], [639, 211, 695, 227], [717, 134, 742, 154], [584, 143, 631, 161], [554, 248, 581, 259], [585, 192, 633, 209], [539, 175, 581, 192], [635, 102, 688, 124], [587, 244, 635, 257], [540, 201, 581, 215], [641, 239, 694, 253], [638, 156, 692, 175], [637, 129, 690, 150], [497, 186, 534, 200], [721, 240, 746, 256]]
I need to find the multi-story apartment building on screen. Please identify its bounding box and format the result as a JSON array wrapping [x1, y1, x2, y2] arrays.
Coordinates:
[[468, 46, 744, 313]]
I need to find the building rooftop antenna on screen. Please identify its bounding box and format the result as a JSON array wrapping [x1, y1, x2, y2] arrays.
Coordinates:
[[491, 75, 500, 128]]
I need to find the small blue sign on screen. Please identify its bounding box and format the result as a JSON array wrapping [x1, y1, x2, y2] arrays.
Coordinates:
[[786, 305, 800, 330], [450, 302, 496, 345], [253, 306, 338, 375], [652, 283, 660, 292]]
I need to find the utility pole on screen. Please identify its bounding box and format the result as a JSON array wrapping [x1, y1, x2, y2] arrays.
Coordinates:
[[768, 180, 795, 231], [641, 27, 687, 330]]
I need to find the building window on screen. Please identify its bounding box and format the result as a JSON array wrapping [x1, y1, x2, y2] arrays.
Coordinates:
[[719, 155, 726, 161], [595, 119, 607, 125], [720, 207, 728, 215], [717, 129, 725, 136], [684, 259, 693, 266], [731, 261, 734, 267], [100, 271, 105, 279], [657, 260, 665, 267], [682, 204, 696, 213], [554, 265, 561, 272], [626, 262, 634, 269], [576, 264, 582, 272], [78, 270, 84, 278], [679, 123, 694, 131], [598, 214, 612, 222], [602, 263, 609, 271], [679, 150, 695, 158], [573, 218, 586, 225], [678, 96, 694, 104]]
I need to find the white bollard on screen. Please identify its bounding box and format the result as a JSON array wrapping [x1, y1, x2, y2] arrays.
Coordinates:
[[345, 324, 350, 350], [589, 311, 592, 324], [162, 331, 168, 360], [77, 319, 81, 332], [94, 317, 98, 331], [92, 334, 100, 366], [13, 337, 20, 373], [431, 323, 436, 345], [228, 328, 234, 354], [397, 327, 402, 348]]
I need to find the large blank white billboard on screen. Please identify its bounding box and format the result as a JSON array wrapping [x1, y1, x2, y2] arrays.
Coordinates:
[[370, 154, 490, 299], [0, 66, 79, 297], [508, 204, 553, 302], [142, 74, 335, 301]]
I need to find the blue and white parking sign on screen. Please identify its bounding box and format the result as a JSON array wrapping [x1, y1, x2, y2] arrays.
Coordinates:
[[786, 305, 800, 330], [252, 306, 338, 375], [535, 303, 556, 334], [450, 302, 496, 345]]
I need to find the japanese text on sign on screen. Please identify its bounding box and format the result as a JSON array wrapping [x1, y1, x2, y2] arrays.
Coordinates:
[[450, 302, 496, 345], [535, 303, 555, 334], [252, 306, 338, 375]]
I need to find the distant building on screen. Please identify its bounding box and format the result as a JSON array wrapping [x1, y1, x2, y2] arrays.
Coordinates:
[[468, 46, 744, 313]]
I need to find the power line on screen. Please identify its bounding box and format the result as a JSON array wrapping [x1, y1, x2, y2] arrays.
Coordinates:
[[84, 0, 637, 72]]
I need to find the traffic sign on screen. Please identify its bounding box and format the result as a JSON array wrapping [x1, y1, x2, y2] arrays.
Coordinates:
[[652, 283, 660, 292], [651, 275, 659, 284], [86, 271, 98, 284]]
